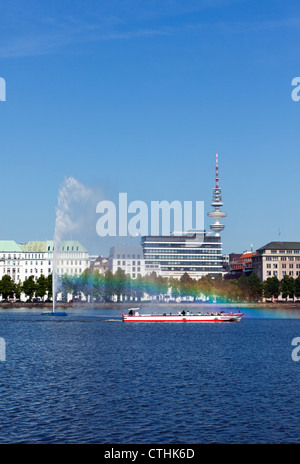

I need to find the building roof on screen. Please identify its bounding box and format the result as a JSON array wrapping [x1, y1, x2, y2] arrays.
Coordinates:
[[257, 242, 300, 251], [94, 256, 108, 264], [20, 240, 88, 253], [92, 256, 109, 269], [109, 245, 144, 259], [20, 241, 48, 252], [0, 240, 23, 252], [46, 240, 88, 252], [239, 252, 256, 259]]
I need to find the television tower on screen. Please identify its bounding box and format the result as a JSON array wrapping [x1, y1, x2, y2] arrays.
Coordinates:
[[207, 153, 227, 236]]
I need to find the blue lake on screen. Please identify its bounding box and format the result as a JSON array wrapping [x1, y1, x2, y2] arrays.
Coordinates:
[[0, 306, 300, 444]]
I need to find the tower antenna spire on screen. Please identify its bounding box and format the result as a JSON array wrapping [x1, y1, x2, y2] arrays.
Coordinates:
[[207, 152, 227, 236], [216, 152, 219, 189]]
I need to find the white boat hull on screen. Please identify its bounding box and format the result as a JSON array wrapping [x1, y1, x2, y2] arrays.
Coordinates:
[[122, 313, 243, 323]]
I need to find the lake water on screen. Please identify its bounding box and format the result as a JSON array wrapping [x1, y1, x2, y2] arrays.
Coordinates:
[[0, 305, 300, 444]]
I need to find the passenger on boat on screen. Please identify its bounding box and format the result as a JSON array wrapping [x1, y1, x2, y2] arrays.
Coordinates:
[[181, 310, 186, 315]]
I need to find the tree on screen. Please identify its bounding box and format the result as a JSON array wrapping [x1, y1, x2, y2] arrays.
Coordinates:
[[246, 273, 263, 301], [263, 276, 280, 300], [61, 275, 81, 301], [0, 275, 16, 300], [14, 281, 23, 300], [60, 274, 74, 301], [46, 274, 53, 299], [90, 271, 105, 302], [280, 275, 295, 300], [35, 275, 48, 300], [169, 277, 180, 300], [114, 268, 127, 302], [22, 276, 36, 301], [103, 270, 114, 302], [212, 274, 226, 302], [79, 268, 95, 301], [180, 273, 194, 298], [225, 279, 242, 301], [143, 272, 159, 300], [198, 274, 214, 300], [295, 276, 300, 299], [238, 273, 249, 298], [155, 275, 169, 296], [130, 274, 144, 302]]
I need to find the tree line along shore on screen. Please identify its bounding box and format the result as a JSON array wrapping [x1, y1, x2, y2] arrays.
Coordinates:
[[0, 268, 299, 307]]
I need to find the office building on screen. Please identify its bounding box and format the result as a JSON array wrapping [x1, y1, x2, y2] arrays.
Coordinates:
[[141, 232, 224, 279], [252, 242, 300, 281]]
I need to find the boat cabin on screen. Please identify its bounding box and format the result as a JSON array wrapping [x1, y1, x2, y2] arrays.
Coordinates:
[[128, 308, 140, 316]]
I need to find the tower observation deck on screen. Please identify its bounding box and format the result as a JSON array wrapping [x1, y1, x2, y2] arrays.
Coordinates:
[[207, 153, 227, 236]]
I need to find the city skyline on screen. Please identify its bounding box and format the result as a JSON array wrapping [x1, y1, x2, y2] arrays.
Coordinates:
[[0, 1, 300, 256]]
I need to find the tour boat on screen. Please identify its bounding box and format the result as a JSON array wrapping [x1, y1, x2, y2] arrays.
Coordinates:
[[122, 308, 244, 322]]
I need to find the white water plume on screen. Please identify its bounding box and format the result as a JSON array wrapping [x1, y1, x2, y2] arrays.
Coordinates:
[[52, 177, 91, 311]]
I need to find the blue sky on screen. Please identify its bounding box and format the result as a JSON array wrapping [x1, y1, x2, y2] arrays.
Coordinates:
[[0, 0, 300, 255]]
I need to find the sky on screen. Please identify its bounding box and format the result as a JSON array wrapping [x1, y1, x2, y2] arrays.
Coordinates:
[[0, 0, 300, 256]]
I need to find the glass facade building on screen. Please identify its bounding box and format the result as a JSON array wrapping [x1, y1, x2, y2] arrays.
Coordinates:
[[141, 232, 224, 279]]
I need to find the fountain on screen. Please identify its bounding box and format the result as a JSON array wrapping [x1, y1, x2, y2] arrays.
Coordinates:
[[42, 177, 90, 316]]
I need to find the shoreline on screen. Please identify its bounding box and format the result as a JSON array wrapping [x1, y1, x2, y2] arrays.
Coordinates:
[[0, 301, 300, 310]]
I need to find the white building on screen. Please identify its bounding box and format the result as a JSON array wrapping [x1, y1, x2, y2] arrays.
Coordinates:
[[0, 241, 24, 283], [109, 245, 145, 279], [0, 239, 90, 284]]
